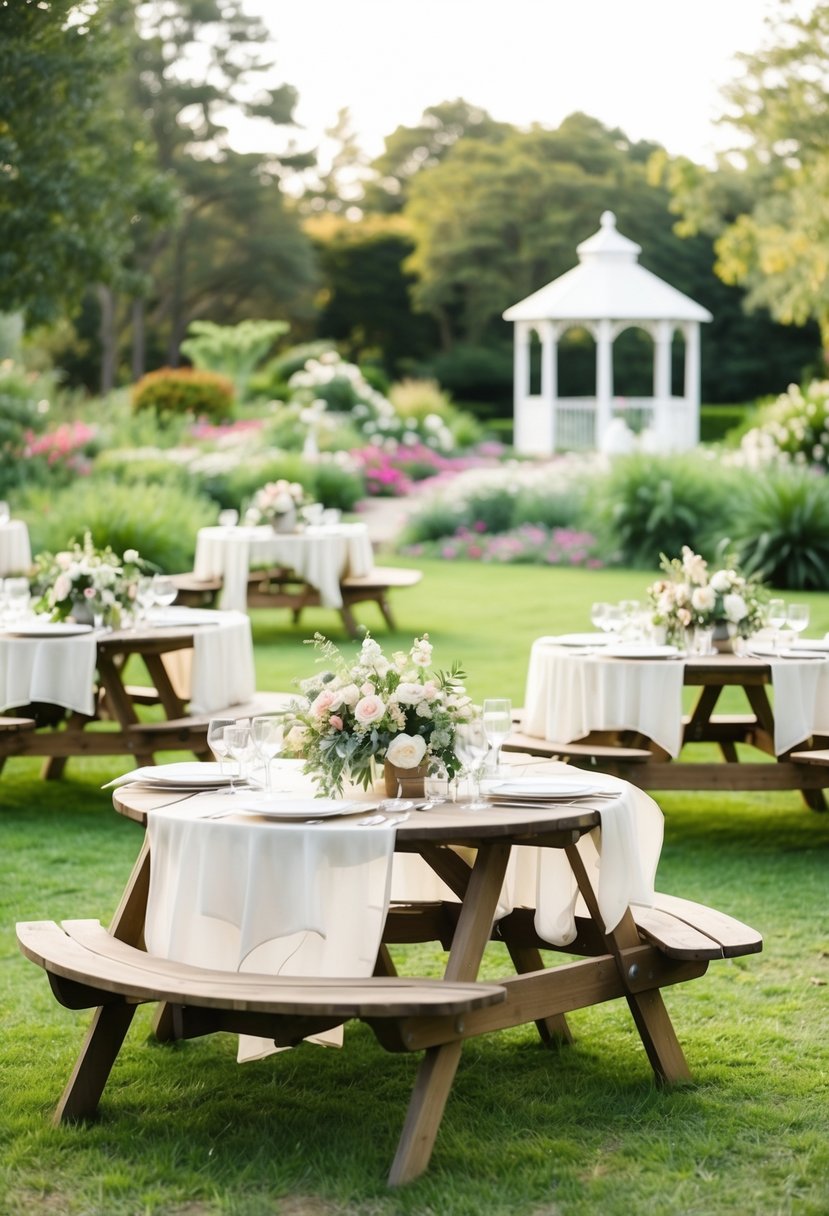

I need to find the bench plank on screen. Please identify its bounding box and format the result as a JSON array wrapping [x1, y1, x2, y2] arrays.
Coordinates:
[[17, 920, 506, 1019], [648, 894, 763, 958]]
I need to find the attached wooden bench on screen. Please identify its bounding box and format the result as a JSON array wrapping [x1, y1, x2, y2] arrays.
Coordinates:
[[339, 566, 423, 634], [0, 715, 37, 775], [129, 692, 295, 757], [503, 729, 653, 776], [169, 573, 222, 608], [16, 919, 506, 1129]]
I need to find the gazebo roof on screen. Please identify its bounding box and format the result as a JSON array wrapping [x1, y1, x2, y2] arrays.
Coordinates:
[[502, 211, 713, 325]]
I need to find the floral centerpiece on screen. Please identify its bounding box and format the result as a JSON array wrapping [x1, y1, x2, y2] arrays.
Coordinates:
[[283, 632, 475, 796], [29, 532, 153, 627], [647, 546, 767, 645], [244, 479, 307, 530]]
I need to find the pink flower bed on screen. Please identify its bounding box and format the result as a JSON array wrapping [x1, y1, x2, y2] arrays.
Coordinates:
[[24, 421, 97, 474], [403, 523, 602, 567]]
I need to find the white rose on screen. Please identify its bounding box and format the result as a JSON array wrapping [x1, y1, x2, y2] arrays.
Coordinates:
[[710, 570, 732, 593], [53, 573, 72, 601], [385, 733, 427, 769], [691, 585, 716, 613], [394, 682, 425, 705], [285, 724, 308, 751], [354, 695, 386, 726], [338, 683, 360, 707], [123, 549, 139, 563], [723, 593, 748, 623]]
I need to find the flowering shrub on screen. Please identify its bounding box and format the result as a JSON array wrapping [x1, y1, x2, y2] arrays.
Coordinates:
[[402, 524, 601, 567], [647, 546, 767, 641], [735, 381, 829, 471], [23, 420, 98, 479], [132, 367, 235, 423], [29, 532, 154, 626], [283, 633, 475, 795]]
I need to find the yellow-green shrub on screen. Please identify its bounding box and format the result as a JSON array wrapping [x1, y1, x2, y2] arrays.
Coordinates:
[[131, 367, 235, 422]]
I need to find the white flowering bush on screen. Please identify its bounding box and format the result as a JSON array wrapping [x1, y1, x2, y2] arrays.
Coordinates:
[[734, 381, 829, 471], [282, 632, 475, 795], [647, 546, 767, 641], [288, 352, 456, 452]]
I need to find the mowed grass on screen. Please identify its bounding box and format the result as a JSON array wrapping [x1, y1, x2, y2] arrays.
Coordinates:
[[2, 559, 828, 1215]]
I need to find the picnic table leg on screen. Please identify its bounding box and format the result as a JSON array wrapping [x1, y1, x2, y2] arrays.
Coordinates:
[[53, 840, 152, 1122], [503, 942, 573, 1045], [388, 840, 511, 1186], [565, 844, 691, 1085]]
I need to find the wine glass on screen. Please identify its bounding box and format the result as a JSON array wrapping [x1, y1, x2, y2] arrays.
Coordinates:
[[454, 720, 490, 811], [590, 602, 609, 632], [207, 716, 235, 776], [251, 715, 284, 792], [786, 604, 810, 643], [767, 598, 787, 651], [224, 723, 251, 793], [152, 574, 177, 614], [482, 698, 512, 775], [134, 576, 155, 627], [601, 604, 624, 637]]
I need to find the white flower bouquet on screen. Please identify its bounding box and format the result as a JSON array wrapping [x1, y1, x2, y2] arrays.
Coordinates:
[[29, 532, 152, 626], [283, 632, 475, 796], [244, 479, 307, 526], [647, 546, 767, 642]]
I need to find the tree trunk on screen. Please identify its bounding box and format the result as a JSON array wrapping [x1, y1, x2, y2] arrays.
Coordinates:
[[166, 226, 188, 366], [131, 298, 146, 381], [97, 285, 118, 394]]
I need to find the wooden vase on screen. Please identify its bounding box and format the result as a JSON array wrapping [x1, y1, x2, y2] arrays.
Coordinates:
[[383, 759, 428, 799]]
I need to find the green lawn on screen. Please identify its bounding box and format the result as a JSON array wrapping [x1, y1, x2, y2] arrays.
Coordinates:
[[2, 560, 828, 1215]]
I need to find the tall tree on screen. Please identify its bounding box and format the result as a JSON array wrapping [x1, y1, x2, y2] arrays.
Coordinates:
[[662, 1, 829, 357], [0, 0, 166, 328], [95, 0, 317, 384]]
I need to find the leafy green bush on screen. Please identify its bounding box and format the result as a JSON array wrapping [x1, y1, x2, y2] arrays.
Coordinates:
[[131, 368, 235, 423], [179, 319, 289, 402], [512, 485, 588, 530], [388, 378, 454, 423], [310, 461, 365, 512], [591, 453, 737, 567], [730, 469, 829, 590], [255, 340, 335, 392], [0, 361, 48, 495], [93, 451, 198, 491], [417, 343, 513, 404], [700, 404, 751, 443], [18, 478, 218, 572], [400, 500, 467, 544]]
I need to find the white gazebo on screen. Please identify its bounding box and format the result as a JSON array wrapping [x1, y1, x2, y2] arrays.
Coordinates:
[[503, 211, 713, 455]]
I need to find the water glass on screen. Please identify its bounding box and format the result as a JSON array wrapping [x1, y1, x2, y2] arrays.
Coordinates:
[[251, 715, 284, 791], [224, 724, 252, 792], [690, 625, 714, 656], [207, 716, 235, 775], [423, 758, 450, 805], [4, 577, 30, 623], [152, 574, 177, 610], [786, 604, 809, 637], [218, 509, 239, 528], [454, 720, 490, 810], [482, 698, 512, 774], [767, 598, 787, 651]]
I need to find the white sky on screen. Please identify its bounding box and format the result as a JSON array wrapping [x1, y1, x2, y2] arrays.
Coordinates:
[[233, 0, 799, 168]]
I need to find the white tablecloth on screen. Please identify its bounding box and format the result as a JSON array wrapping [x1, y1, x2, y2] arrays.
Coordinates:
[[523, 639, 829, 757], [142, 760, 663, 1060], [0, 610, 255, 717], [194, 524, 375, 611], [0, 520, 32, 577]]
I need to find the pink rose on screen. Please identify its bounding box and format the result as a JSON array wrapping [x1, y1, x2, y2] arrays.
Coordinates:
[[354, 695, 386, 726], [329, 715, 343, 731], [310, 689, 339, 718]]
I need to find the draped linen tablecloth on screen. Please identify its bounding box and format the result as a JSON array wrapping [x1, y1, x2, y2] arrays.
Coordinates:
[[193, 524, 375, 612], [1, 610, 255, 717], [0, 632, 98, 715], [142, 760, 663, 1060], [0, 520, 32, 577], [523, 638, 829, 758], [523, 640, 687, 756]]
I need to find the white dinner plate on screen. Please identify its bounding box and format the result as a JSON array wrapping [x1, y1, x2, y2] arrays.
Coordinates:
[[103, 762, 235, 789], [6, 620, 94, 638], [604, 644, 679, 660], [145, 607, 220, 627], [792, 638, 829, 652], [231, 794, 363, 820], [541, 632, 610, 647], [749, 645, 827, 661], [485, 778, 604, 801]]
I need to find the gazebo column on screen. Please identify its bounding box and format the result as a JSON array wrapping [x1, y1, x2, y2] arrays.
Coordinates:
[[595, 319, 613, 444], [684, 322, 701, 445], [540, 321, 557, 452], [653, 320, 673, 448]]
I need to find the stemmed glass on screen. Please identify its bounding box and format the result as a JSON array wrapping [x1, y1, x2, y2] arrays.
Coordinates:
[[767, 598, 787, 652], [590, 602, 609, 632], [207, 716, 235, 776], [482, 698, 512, 775], [786, 603, 810, 644], [454, 720, 490, 811], [152, 574, 177, 616], [134, 576, 155, 628], [251, 715, 284, 792], [224, 723, 252, 793]]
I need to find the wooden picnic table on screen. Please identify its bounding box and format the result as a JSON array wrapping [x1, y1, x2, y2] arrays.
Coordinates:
[[517, 645, 829, 809], [17, 768, 761, 1185], [0, 612, 278, 778]]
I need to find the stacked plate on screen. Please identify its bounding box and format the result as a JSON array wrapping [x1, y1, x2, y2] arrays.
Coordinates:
[[6, 620, 93, 638], [231, 793, 364, 820], [484, 777, 616, 806], [103, 762, 236, 791]]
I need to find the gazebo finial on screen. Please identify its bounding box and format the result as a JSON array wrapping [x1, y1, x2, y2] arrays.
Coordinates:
[[600, 210, 616, 229]]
